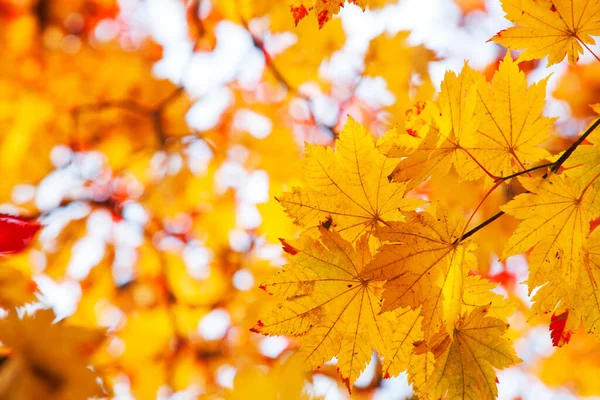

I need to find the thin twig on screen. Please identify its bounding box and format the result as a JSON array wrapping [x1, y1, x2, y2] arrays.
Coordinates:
[[458, 210, 505, 242], [243, 20, 339, 138]]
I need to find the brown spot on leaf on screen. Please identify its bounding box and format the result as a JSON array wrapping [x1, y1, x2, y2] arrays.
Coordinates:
[[321, 215, 333, 230]]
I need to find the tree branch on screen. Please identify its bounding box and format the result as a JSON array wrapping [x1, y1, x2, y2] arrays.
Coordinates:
[[244, 22, 338, 138], [549, 117, 600, 174], [458, 117, 600, 243], [495, 162, 555, 182]]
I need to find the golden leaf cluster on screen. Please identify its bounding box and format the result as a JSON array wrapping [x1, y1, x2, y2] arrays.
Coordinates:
[[0, 0, 600, 399]]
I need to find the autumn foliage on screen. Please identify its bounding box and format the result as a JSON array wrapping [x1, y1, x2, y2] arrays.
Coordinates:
[[1, 0, 600, 399]]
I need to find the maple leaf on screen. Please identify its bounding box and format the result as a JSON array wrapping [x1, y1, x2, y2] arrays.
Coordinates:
[[502, 174, 600, 291], [470, 54, 554, 177], [502, 173, 600, 340], [578, 227, 600, 341], [550, 309, 572, 347], [277, 118, 421, 242], [491, 0, 600, 65], [253, 227, 423, 389], [377, 102, 430, 157], [360, 206, 477, 337], [381, 308, 426, 381], [418, 306, 519, 400], [0, 309, 107, 400], [0, 214, 40, 255], [462, 275, 517, 320], [390, 66, 485, 189]]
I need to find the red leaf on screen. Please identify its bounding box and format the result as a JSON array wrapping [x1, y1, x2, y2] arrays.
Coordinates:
[[488, 269, 517, 287], [290, 4, 309, 25], [249, 320, 265, 334], [0, 214, 41, 255], [590, 216, 600, 234], [279, 238, 299, 255], [550, 309, 572, 347]]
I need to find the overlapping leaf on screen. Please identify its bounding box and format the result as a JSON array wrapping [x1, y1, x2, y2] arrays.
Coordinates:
[[502, 174, 600, 332], [492, 0, 600, 64], [278, 118, 421, 242], [503, 174, 600, 286], [390, 67, 484, 189], [471, 54, 554, 177], [417, 306, 520, 400], [576, 228, 600, 340], [360, 206, 477, 337], [391, 57, 557, 186], [253, 227, 424, 389]]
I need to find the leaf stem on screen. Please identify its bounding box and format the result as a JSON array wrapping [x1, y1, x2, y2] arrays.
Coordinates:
[[457, 180, 503, 242], [459, 146, 499, 180]]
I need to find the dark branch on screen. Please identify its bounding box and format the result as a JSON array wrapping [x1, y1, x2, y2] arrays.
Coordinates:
[[495, 162, 554, 182], [548, 117, 600, 174], [459, 117, 600, 242]]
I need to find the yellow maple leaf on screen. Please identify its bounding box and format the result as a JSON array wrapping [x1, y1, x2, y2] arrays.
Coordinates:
[[381, 307, 427, 382], [419, 306, 520, 400], [277, 118, 422, 242], [376, 102, 430, 157], [0, 309, 107, 400], [462, 275, 517, 320], [491, 0, 600, 65], [390, 66, 485, 189], [360, 206, 477, 337], [572, 226, 600, 340], [253, 227, 423, 389], [501, 172, 600, 343], [502, 174, 600, 292], [471, 54, 554, 177]]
